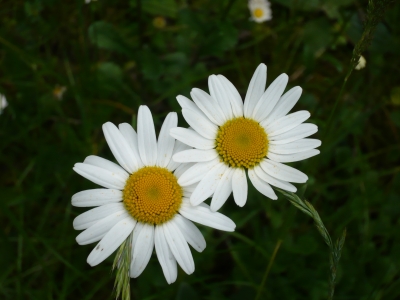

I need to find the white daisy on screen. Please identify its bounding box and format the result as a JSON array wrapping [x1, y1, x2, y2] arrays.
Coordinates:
[[72, 105, 235, 284], [248, 0, 272, 23], [0, 94, 8, 114], [170, 63, 321, 212]]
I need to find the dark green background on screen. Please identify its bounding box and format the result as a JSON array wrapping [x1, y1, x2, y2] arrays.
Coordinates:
[[1, 0, 400, 299]]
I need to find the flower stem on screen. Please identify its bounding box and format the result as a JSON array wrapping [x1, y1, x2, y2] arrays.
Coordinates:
[[276, 188, 346, 300], [324, 0, 393, 136], [254, 239, 283, 300]]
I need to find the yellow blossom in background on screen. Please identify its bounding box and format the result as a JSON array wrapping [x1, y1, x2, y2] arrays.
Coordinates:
[[248, 0, 272, 23], [153, 16, 167, 29], [355, 55, 366, 70], [53, 85, 67, 100]]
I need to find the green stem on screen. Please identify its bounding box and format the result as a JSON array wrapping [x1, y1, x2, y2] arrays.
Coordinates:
[[324, 0, 393, 136], [276, 189, 346, 300], [254, 239, 283, 300], [221, 0, 237, 21], [324, 67, 354, 136]]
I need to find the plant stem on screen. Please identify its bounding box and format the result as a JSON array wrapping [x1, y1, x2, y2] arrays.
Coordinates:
[[324, 0, 393, 136], [254, 239, 283, 300], [276, 188, 346, 300]]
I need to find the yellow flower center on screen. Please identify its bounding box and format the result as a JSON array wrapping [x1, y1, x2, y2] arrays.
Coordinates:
[[254, 8, 264, 18], [216, 117, 268, 169], [123, 166, 182, 225]]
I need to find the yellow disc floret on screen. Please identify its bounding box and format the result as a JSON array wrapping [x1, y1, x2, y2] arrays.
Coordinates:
[[254, 8, 264, 18], [216, 117, 268, 169], [123, 166, 182, 225]]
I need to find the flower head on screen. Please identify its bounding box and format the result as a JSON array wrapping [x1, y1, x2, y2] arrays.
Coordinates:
[[153, 16, 167, 29], [170, 64, 321, 211], [248, 0, 272, 23], [0, 94, 8, 114], [53, 85, 67, 100], [72, 106, 235, 284], [355, 55, 366, 70]]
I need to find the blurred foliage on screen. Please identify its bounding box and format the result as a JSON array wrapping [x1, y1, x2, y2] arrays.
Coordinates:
[[1, 0, 400, 299]]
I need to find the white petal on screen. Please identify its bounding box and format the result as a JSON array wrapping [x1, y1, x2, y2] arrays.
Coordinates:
[[248, 169, 277, 200], [261, 159, 308, 183], [268, 124, 318, 144], [157, 112, 177, 168], [267, 149, 320, 163], [179, 199, 236, 232], [217, 75, 243, 118], [173, 214, 206, 252], [178, 95, 217, 125], [73, 163, 126, 190], [210, 168, 234, 212], [254, 165, 296, 192], [130, 224, 155, 278], [190, 163, 227, 206], [137, 105, 157, 166], [170, 127, 215, 150], [131, 222, 144, 249], [208, 75, 233, 120], [268, 138, 321, 154], [87, 217, 136, 266], [190, 88, 226, 125], [182, 108, 218, 139], [232, 168, 248, 207], [266, 111, 310, 137], [183, 190, 193, 198], [118, 123, 144, 168], [253, 73, 288, 121], [102, 122, 138, 173], [174, 162, 195, 179], [83, 155, 129, 180], [154, 226, 177, 284], [262, 86, 302, 126], [177, 158, 220, 186], [166, 140, 191, 172], [183, 183, 198, 193], [183, 183, 198, 198], [71, 189, 122, 207], [176, 95, 199, 112], [173, 149, 218, 163], [244, 63, 267, 118], [163, 221, 194, 275], [73, 203, 125, 230], [76, 210, 129, 245]]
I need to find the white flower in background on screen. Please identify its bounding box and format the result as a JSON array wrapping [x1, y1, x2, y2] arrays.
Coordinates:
[[248, 0, 272, 23], [53, 85, 67, 100], [355, 55, 366, 70], [72, 106, 235, 284], [170, 64, 321, 212], [85, 0, 97, 4], [0, 94, 8, 114]]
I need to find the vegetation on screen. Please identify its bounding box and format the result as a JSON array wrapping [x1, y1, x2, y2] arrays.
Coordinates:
[[1, 0, 399, 299]]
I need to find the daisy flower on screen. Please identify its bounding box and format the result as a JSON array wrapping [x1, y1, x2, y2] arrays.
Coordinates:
[[170, 64, 321, 211], [72, 106, 235, 284], [248, 0, 272, 23]]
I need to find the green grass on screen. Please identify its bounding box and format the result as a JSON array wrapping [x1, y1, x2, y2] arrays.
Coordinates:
[[1, 0, 400, 299]]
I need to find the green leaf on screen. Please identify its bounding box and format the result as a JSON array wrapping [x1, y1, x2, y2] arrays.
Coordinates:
[[142, 0, 178, 18], [97, 62, 123, 81], [88, 21, 130, 55]]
